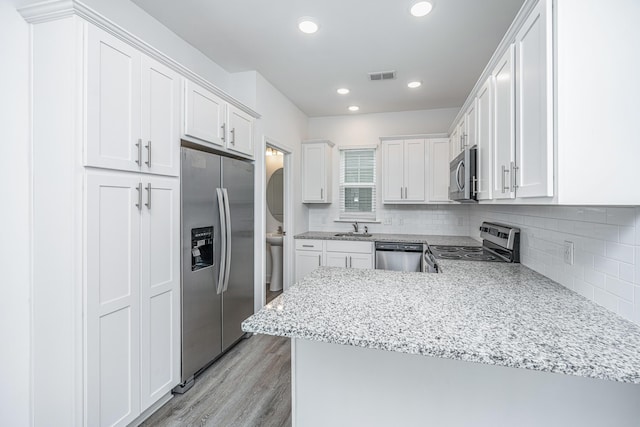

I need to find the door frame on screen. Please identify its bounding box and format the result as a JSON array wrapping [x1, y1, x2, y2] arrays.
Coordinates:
[[256, 136, 294, 310]]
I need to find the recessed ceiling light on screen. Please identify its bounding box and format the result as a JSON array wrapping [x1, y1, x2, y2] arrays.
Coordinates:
[[410, 1, 433, 17], [348, 105, 360, 112], [298, 17, 319, 34], [337, 88, 350, 95], [408, 81, 422, 89]]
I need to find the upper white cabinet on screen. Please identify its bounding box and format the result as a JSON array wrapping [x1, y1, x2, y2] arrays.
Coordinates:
[[183, 81, 255, 158], [382, 139, 425, 203], [382, 138, 449, 204], [302, 140, 334, 203], [492, 46, 516, 200], [513, 0, 553, 198], [475, 78, 493, 200], [86, 26, 180, 176], [183, 80, 226, 147], [226, 104, 254, 157]]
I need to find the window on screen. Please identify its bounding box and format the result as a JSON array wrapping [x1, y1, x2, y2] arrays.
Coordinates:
[[339, 148, 376, 219]]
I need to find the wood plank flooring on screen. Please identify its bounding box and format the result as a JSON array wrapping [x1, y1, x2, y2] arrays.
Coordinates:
[[142, 334, 291, 427]]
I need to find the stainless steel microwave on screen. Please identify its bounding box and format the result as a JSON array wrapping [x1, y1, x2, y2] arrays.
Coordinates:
[[449, 146, 478, 203]]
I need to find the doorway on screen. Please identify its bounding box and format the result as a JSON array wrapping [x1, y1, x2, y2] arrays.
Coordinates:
[[259, 137, 294, 308]]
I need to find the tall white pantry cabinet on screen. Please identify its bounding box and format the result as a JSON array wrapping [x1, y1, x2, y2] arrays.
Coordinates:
[[26, 13, 181, 427]]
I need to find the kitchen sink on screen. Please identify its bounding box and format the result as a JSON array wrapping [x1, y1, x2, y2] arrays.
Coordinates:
[[334, 232, 372, 238]]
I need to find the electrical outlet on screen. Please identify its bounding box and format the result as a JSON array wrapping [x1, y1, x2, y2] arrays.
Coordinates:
[[564, 241, 574, 265], [383, 217, 392, 225], [398, 218, 404, 226]]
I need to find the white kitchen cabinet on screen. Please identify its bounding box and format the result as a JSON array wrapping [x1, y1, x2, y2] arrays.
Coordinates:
[[183, 81, 255, 158], [464, 101, 477, 149], [513, 0, 553, 198], [295, 240, 324, 282], [429, 139, 451, 202], [86, 26, 180, 177], [491, 46, 516, 200], [86, 173, 142, 427], [226, 104, 254, 157], [301, 140, 334, 203], [475, 77, 493, 200], [382, 139, 426, 203], [324, 240, 374, 269], [86, 172, 180, 426], [449, 126, 459, 161], [183, 80, 226, 147]]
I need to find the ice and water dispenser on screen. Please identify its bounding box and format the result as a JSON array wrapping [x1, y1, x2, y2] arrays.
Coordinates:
[[191, 226, 214, 271]]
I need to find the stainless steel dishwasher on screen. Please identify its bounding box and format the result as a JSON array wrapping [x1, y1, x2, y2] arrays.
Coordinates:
[[375, 242, 438, 272]]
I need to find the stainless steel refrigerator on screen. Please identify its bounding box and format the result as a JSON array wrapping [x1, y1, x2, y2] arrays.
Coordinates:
[[177, 146, 254, 392]]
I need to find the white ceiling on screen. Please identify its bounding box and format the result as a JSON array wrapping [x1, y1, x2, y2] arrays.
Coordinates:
[[131, 0, 525, 117]]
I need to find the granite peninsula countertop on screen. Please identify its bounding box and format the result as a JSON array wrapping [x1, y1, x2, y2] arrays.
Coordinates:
[[242, 262, 640, 384], [295, 231, 482, 247]]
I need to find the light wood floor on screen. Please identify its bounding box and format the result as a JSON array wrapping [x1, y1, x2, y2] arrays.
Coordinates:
[[142, 334, 291, 427]]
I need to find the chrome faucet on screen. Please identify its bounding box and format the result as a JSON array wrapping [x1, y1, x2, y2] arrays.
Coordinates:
[[352, 222, 359, 233]]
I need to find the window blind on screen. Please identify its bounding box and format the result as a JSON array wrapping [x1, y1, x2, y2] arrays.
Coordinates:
[[339, 148, 376, 219]]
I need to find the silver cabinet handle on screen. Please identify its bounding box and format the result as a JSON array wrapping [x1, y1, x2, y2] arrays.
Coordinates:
[[400, 186, 404, 199], [349, 256, 352, 268], [144, 183, 151, 209], [145, 140, 151, 167], [318, 254, 321, 266], [345, 256, 348, 268], [135, 138, 142, 165], [135, 183, 142, 209], [320, 188, 323, 200], [302, 244, 314, 248], [501, 165, 510, 193], [405, 187, 408, 199], [221, 123, 226, 142], [230, 128, 236, 145], [511, 161, 519, 190]]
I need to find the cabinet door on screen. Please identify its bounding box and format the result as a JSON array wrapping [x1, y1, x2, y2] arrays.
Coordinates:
[[139, 177, 180, 411], [382, 140, 404, 202], [183, 80, 225, 146], [404, 140, 426, 202], [492, 45, 516, 199], [455, 118, 466, 156], [449, 127, 459, 161], [464, 101, 477, 149], [476, 78, 493, 200], [295, 251, 323, 282], [302, 144, 326, 202], [86, 173, 141, 427], [140, 55, 181, 177], [227, 105, 254, 157], [326, 252, 349, 268], [429, 139, 451, 202], [514, 0, 553, 198], [86, 25, 141, 172], [349, 253, 374, 269]]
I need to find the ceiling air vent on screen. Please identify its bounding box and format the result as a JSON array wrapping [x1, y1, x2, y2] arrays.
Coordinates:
[[368, 70, 396, 81]]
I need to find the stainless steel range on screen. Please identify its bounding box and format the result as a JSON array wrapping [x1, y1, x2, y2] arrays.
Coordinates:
[[430, 222, 520, 263]]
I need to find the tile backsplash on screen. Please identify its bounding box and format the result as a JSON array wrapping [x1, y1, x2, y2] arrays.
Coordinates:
[[308, 204, 640, 326], [469, 205, 640, 326], [308, 204, 472, 235]]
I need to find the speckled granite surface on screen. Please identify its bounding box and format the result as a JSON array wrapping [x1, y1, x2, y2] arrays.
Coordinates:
[[295, 231, 481, 247], [242, 262, 640, 384]]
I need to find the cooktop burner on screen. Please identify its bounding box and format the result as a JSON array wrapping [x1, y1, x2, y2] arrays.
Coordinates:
[[430, 245, 504, 262]]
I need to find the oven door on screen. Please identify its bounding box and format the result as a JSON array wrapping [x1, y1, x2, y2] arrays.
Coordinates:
[[448, 147, 477, 202]]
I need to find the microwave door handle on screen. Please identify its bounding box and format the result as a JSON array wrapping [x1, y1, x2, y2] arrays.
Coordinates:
[[216, 188, 226, 295], [455, 161, 464, 191]]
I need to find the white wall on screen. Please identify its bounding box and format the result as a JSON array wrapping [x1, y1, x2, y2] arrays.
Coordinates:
[[0, 0, 31, 424], [470, 205, 640, 326], [306, 108, 461, 235]]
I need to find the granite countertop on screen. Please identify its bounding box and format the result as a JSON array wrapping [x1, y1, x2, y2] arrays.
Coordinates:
[[242, 262, 640, 384], [295, 231, 481, 247]]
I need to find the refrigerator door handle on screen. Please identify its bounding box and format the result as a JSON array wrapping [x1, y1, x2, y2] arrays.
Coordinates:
[[216, 188, 227, 295], [222, 188, 232, 292]]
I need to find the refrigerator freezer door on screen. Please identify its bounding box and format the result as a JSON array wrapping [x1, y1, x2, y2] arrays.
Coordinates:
[[181, 148, 223, 381], [221, 157, 255, 351]]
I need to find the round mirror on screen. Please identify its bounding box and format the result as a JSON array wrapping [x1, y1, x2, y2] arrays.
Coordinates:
[[266, 168, 284, 222]]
